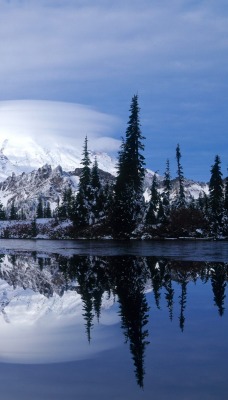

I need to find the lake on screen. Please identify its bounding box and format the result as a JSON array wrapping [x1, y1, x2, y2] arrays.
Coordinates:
[[0, 240, 227, 399]]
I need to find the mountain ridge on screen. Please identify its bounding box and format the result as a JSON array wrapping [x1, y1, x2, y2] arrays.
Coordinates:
[[0, 140, 209, 219]]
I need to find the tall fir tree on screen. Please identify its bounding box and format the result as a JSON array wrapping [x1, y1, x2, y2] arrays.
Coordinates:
[[78, 136, 91, 192], [175, 144, 185, 208], [146, 173, 160, 224], [10, 200, 17, 220], [0, 201, 6, 220], [91, 157, 101, 191], [72, 136, 92, 227], [162, 159, 172, 215], [44, 201, 52, 218], [209, 155, 224, 229], [58, 188, 73, 219], [112, 95, 145, 237], [211, 264, 226, 316], [90, 157, 103, 222], [36, 196, 44, 218]]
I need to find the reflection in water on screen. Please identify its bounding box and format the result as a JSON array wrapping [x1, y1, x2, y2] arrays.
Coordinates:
[[0, 253, 227, 388]]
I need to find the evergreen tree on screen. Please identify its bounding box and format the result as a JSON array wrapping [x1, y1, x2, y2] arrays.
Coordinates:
[[72, 137, 92, 227], [79, 136, 91, 191], [90, 157, 103, 222], [58, 188, 73, 219], [179, 280, 187, 332], [162, 159, 172, 215], [175, 144, 185, 207], [31, 218, 37, 237], [100, 182, 114, 224], [209, 155, 224, 229], [112, 95, 145, 237], [9, 201, 17, 220], [45, 201, 52, 218], [20, 208, 26, 220], [0, 201, 6, 220], [36, 196, 44, 218], [224, 174, 228, 236], [91, 157, 101, 191], [224, 173, 228, 214], [112, 256, 150, 388], [146, 173, 160, 224], [211, 264, 226, 316], [164, 267, 174, 321]]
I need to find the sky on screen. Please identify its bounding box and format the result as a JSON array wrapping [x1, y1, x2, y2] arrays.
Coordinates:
[[0, 0, 227, 181]]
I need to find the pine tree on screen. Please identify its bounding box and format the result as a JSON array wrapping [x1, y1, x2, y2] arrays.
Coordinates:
[[112, 95, 145, 237], [58, 188, 73, 219], [36, 196, 44, 218], [175, 144, 185, 207], [224, 173, 228, 214], [146, 173, 160, 224], [90, 157, 103, 222], [31, 218, 37, 237], [209, 155, 224, 229], [72, 137, 92, 227], [79, 136, 91, 192], [45, 201, 52, 218], [9, 201, 17, 220], [91, 157, 101, 191], [0, 201, 6, 220], [162, 159, 171, 215]]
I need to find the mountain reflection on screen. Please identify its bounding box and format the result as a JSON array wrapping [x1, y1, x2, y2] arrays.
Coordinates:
[[0, 253, 227, 387]]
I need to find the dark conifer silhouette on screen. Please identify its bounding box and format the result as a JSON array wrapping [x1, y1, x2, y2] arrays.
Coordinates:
[[111, 256, 150, 388], [112, 95, 145, 237], [36, 196, 44, 218], [175, 144, 185, 208], [73, 137, 92, 227], [146, 173, 160, 225], [211, 264, 226, 316], [162, 159, 172, 214], [209, 155, 224, 232]]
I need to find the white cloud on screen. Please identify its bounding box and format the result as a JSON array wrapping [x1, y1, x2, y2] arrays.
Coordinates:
[[0, 0, 227, 86], [0, 0, 227, 180], [0, 100, 121, 152]]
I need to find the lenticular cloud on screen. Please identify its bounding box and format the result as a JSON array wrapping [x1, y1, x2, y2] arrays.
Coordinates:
[[0, 100, 120, 152]]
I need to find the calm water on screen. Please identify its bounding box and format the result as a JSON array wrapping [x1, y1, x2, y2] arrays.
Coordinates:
[[0, 240, 227, 399]]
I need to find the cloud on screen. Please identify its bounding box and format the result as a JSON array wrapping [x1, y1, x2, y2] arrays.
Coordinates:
[[0, 0, 227, 87], [0, 100, 121, 152], [0, 0, 227, 180]]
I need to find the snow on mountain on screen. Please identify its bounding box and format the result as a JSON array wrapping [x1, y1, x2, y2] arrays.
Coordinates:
[[0, 164, 76, 214], [0, 163, 116, 218], [0, 137, 117, 181], [0, 100, 119, 180]]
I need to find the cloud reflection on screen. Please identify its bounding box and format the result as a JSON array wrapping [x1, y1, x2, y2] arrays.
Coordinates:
[[0, 286, 120, 364]]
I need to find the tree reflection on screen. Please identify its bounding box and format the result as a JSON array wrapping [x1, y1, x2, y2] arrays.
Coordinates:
[[0, 252, 227, 388], [109, 257, 150, 388], [211, 263, 227, 316]]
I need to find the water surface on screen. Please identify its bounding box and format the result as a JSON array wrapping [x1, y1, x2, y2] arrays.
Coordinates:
[[0, 241, 227, 399]]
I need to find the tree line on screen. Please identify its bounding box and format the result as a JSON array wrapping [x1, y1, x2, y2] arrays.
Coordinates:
[[0, 94, 227, 238]]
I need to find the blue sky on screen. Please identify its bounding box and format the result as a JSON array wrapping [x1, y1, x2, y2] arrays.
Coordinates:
[[0, 0, 227, 181]]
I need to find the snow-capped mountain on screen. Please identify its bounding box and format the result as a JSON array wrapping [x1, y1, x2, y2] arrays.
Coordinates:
[[0, 99, 120, 181], [0, 163, 115, 218], [0, 138, 117, 182]]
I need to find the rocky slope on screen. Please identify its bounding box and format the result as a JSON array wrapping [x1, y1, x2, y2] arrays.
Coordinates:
[[0, 136, 209, 218]]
